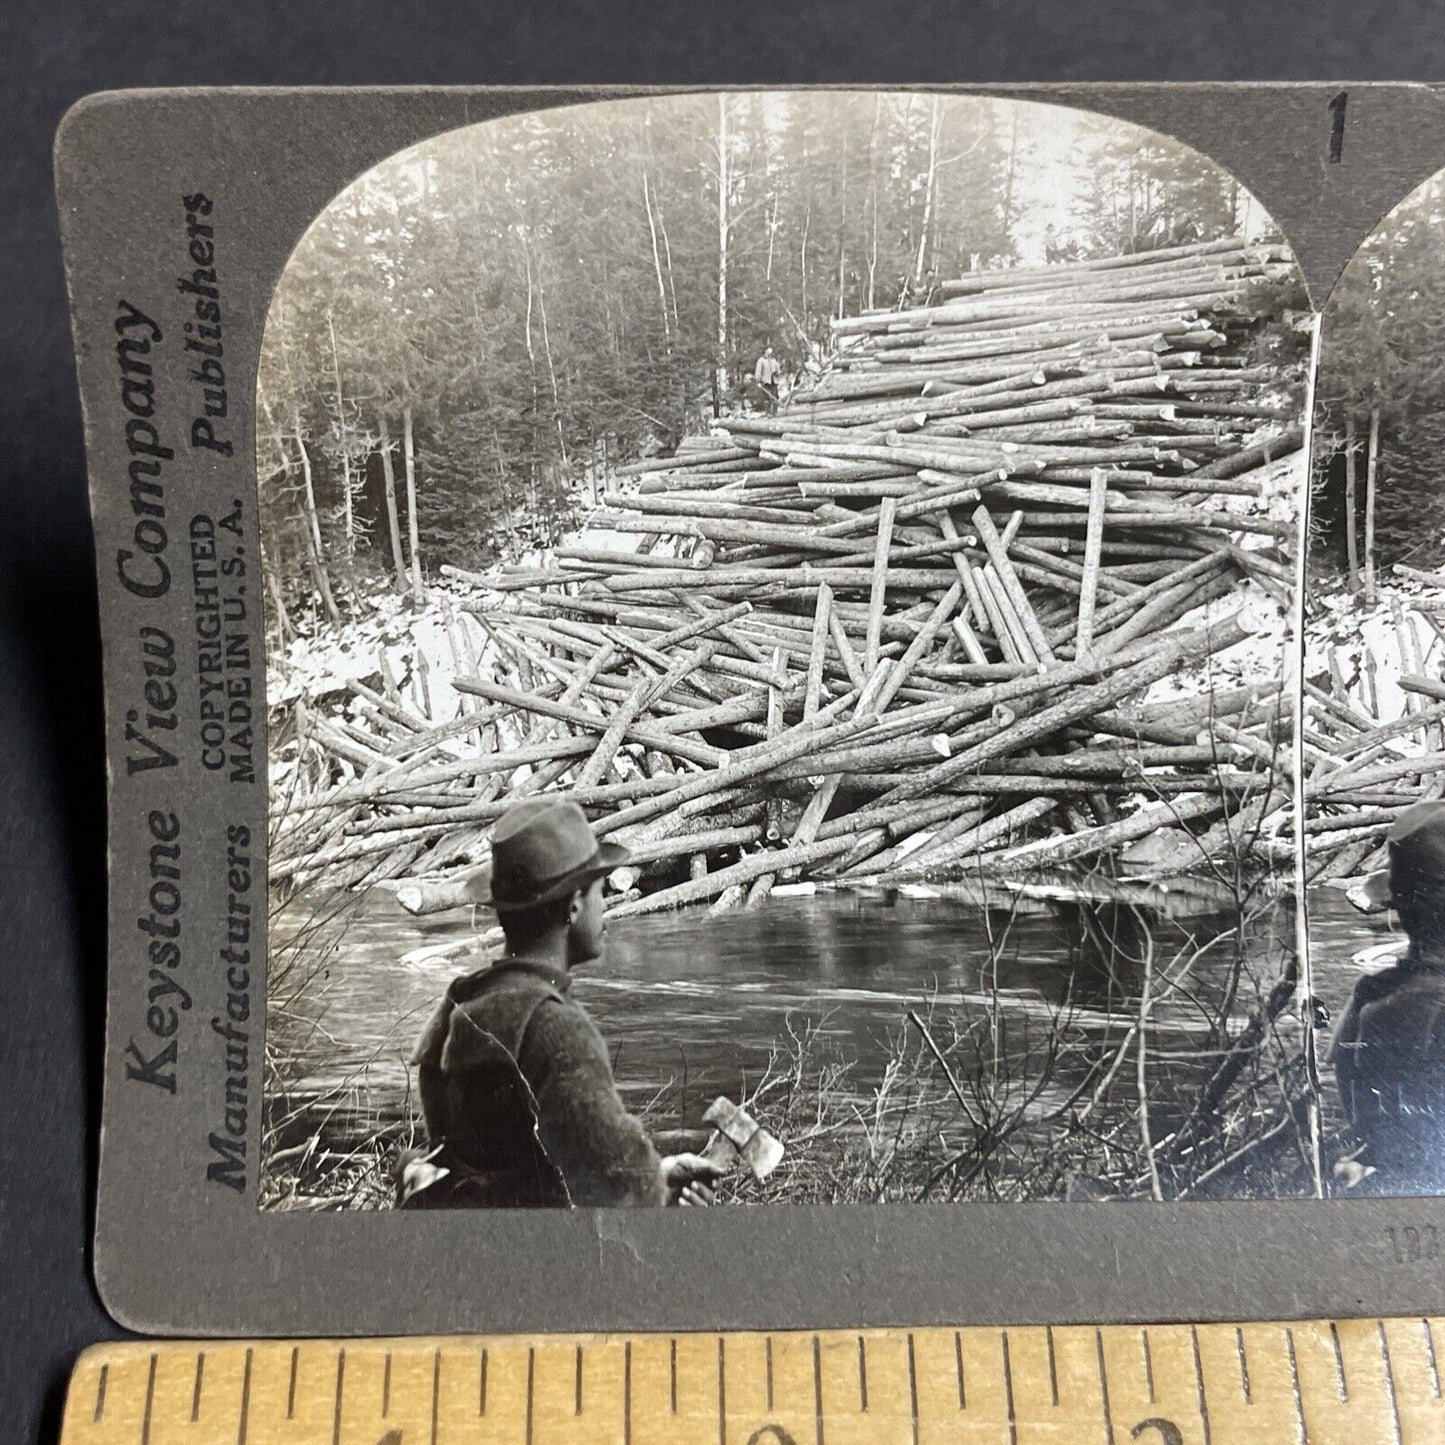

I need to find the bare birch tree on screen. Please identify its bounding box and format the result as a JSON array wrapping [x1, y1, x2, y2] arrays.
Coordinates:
[[714, 92, 731, 411], [375, 411, 407, 592]]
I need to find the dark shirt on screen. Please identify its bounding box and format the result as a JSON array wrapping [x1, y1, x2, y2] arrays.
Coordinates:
[[1333, 950, 1445, 1188], [411, 958, 664, 1208]]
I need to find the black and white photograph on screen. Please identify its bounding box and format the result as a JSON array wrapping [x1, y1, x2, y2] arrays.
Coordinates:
[[257, 90, 1318, 1213], [1306, 167, 1445, 1198]]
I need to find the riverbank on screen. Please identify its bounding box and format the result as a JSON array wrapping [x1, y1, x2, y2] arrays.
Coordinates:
[[261, 882, 1346, 1210], [260, 996, 1336, 1212]]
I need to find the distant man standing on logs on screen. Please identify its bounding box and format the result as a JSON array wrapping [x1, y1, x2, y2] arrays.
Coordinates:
[[398, 798, 721, 1209], [1333, 800, 1445, 1193], [752, 344, 782, 413]]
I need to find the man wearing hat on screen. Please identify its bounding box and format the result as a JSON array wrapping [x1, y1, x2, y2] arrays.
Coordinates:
[[1333, 799, 1445, 1192], [399, 797, 720, 1209]]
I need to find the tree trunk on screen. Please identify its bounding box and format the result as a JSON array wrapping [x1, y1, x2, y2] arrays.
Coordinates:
[[835, 127, 849, 322], [520, 229, 542, 491], [292, 411, 340, 625], [642, 167, 671, 341], [866, 94, 881, 311], [798, 201, 810, 334], [264, 554, 293, 646], [642, 111, 680, 330], [913, 97, 943, 289], [326, 313, 354, 557], [376, 411, 407, 591], [536, 271, 569, 472], [1001, 112, 1019, 245], [658, 192, 680, 332], [402, 405, 424, 606], [1343, 412, 1360, 590], [491, 423, 520, 557], [1364, 407, 1380, 604], [714, 93, 730, 414]]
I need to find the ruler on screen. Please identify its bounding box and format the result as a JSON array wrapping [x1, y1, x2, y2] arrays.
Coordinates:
[[59, 1320, 1444, 1444]]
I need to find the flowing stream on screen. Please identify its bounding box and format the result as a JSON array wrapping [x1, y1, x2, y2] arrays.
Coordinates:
[[266, 879, 1392, 1152]]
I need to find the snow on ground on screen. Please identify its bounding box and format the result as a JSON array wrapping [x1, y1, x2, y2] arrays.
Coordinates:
[[1305, 574, 1445, 728], [269, 574, 498, 725]]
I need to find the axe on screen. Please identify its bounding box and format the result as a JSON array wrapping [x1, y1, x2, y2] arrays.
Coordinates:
[[699, 1096, 784, 1181]]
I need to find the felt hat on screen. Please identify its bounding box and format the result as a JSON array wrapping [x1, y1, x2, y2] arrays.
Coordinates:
[[1362, 799, 1445, 909], [471, 798, 630, 912]]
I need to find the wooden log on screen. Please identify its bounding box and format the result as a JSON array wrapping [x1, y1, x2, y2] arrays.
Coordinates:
[[1393, 563, 1445, 590], [804, 582, 833, 720], [989, 792, 1230, 874], [1307, 751, 1445, 799], [593, 692, 873, 837], [864, 497, 897, 675], [871, 614, 1251, 808], [598, 564, 961, 594], [827, 607, 868, 689], [612, 446, 757, 476], [968, 560, 1023, 662], [874, 582, 965, 714], [448, 677, 723, 770], [1188, 425, 1302, 480], [607, 835, 858, 918], [1074, 468, 1110, 657], [882, 798, 1059, 878], [575, 641, 723, 787]]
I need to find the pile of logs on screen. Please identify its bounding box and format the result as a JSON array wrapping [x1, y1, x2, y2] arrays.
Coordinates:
[[273, 236, 1308, 917], [1301, 567, 1445, 891]]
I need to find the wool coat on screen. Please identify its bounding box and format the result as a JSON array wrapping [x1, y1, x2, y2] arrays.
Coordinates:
[[1333, 951, 1445, 1189], [408, 958, 665, 1208]]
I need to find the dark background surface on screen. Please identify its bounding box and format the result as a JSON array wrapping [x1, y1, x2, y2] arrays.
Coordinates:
[[3, 3, 1444, 1439]]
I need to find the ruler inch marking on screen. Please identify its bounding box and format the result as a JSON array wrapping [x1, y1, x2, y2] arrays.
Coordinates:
[[192, 1352, 205, 1423], [813, 1333, 825, 1445], [141, 1352, 157, 1445], [527, 1345, 536, 1445], [624, 1339, 633, 1445], [287, 1345, 299, 1419], [431, 1347, 441, 1445], [765, 1335, 774, 1412], [575, 1343, 584, 1416], [1192, 1324, 1212, 1445], [332, 1348, 346, 1445], [479, 1346, 488, 1415], [1425, 1318, 1442, 1398], [1379, 1320, 1404, 1445], [1002, 1330, 1018, 1445], [954, 1330, 965, 1409], [718, 1336, 726, 1445], [907, 1332, 920, 1445], [1235, 1326, 1250, 1403], [382, 1350, 392, 1417], [1096, 1328, 1115, 1445], [1047, 1324, 1059, 1407], [93, 1363, 108, 1424], [1142, 1327, 1156, 1404], [857, 1334, 868, 1412], [1286, 1326, 1308, 1445], [236, 1348, 252, 1445], [1329, 1319, 1348, 1400], [670, 1337, 678, 1414]]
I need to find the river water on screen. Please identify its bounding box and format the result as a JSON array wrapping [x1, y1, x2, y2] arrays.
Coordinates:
[[266, 879, 1397, 1150]]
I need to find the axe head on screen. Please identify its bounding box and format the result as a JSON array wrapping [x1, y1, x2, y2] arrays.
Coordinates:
[[701, 1096, 784, 1181]]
